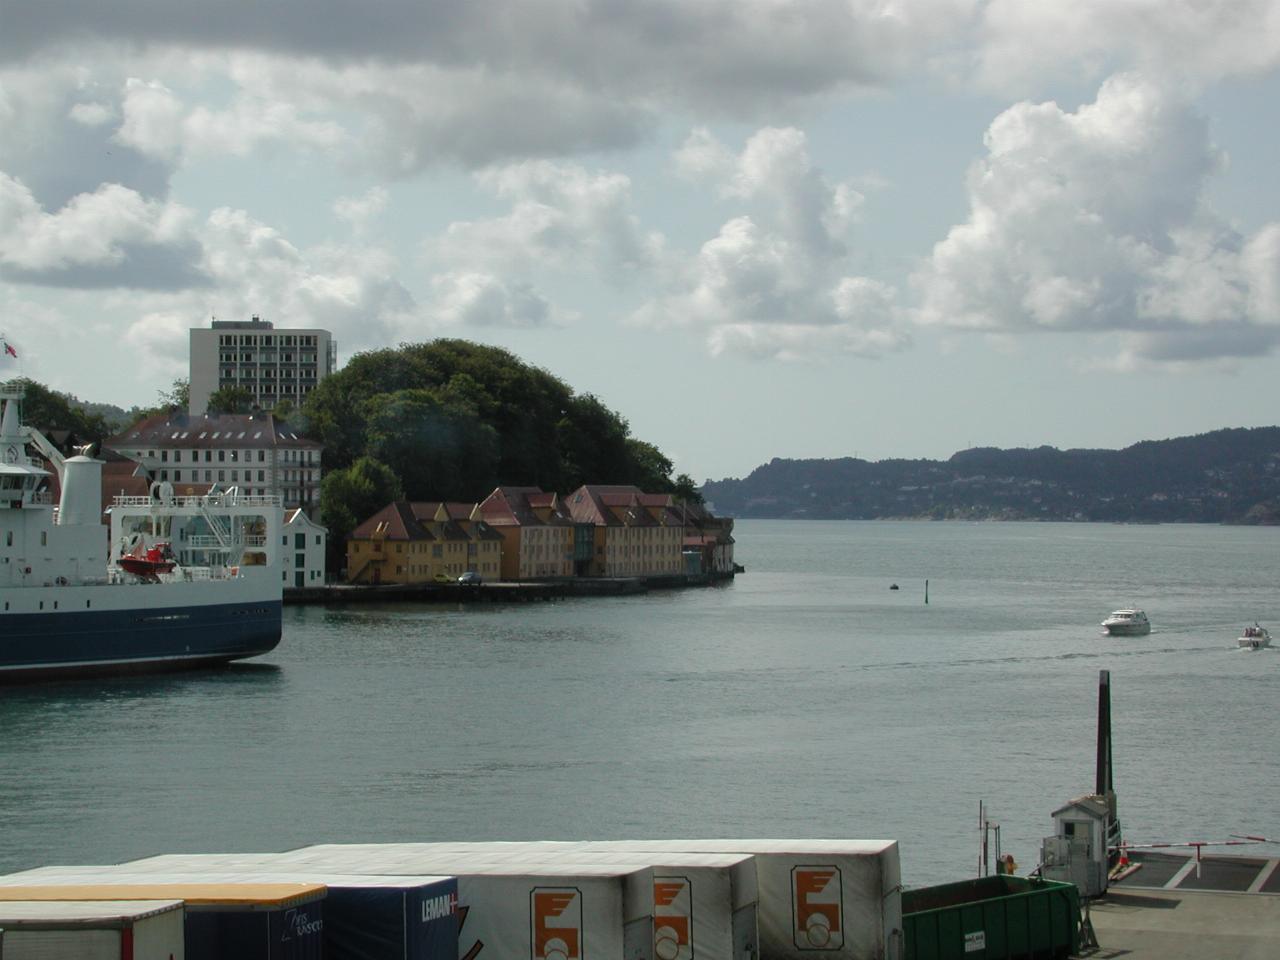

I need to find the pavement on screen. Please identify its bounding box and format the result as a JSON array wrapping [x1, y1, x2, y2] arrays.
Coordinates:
[[1081, 852, 1280, 959]]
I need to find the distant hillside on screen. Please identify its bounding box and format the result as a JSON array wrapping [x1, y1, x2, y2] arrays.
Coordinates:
[[701, 428, 1280, 524]]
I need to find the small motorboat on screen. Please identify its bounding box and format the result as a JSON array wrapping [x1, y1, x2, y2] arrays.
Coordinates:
[[118, 541, 177, 581], [1102, 608, 1150, 636], [1238, 623, 1272, 650]]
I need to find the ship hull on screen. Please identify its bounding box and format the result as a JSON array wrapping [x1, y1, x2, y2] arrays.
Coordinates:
[[0, 580, 282, 682]]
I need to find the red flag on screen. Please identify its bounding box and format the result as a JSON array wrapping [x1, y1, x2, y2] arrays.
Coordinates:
[[3, 342, 15, 358]]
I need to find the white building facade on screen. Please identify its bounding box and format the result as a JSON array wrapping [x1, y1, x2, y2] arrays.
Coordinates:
[[190, 316, 337, 415], [105, 412, 323, 511], [283, 508, 328, 587]]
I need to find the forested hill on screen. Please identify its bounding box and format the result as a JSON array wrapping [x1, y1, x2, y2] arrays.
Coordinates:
[[701, 427, 1280, 524]]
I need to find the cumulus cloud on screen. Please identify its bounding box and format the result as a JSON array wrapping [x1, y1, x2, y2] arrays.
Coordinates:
[[106, 207, 426, 376], [0, 174, 207, 288], [435, 161, 663, 277], [635, 127, 906, 359], [0, 65, 173, 208], [429, 271, 556, 328], [912, 72, 1280, 363]]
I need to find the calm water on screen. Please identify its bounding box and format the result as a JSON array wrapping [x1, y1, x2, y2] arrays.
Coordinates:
[[2, 520, 1278, 884]]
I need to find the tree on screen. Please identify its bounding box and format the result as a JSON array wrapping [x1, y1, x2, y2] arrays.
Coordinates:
[[0, 377, 112, 442], [672, 473, 705, 506], [363, 388, 499, 501], [301, 339, 677, 498], [319, 457, 404, 574], [625, 439, 675, 492], [157, 378, 189, 411], [206, 385, 254, 415]]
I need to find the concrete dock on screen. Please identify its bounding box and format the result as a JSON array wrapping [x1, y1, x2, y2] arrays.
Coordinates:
[[1083, 851, 1280, 959]]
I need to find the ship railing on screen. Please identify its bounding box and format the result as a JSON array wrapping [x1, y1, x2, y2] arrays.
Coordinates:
[[185, 534, 267, 549], [30, 491, 53, 505], [111, 494, 284, 509]]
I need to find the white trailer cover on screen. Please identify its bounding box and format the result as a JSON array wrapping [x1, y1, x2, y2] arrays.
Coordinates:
[[265, 845, 759, 960], [615, 854, 756, 960], [0, 899, 185, 960], [251, 848, 644, 960], [0, 866, 456, 960], [572, 841, 902, 960]]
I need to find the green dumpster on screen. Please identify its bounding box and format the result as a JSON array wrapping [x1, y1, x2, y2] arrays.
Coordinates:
[[902, 876, 1080, 960]]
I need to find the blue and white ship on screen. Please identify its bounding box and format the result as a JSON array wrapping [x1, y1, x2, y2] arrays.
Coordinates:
[[0, 385, 283, 681]]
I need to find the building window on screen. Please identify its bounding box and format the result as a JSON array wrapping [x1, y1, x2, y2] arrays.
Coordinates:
[[218, 450, 225, 462]]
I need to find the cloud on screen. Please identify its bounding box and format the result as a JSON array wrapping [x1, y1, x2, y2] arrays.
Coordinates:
[[333, 187, 389, 231], [911, 73, 1280, 363], [1, 2, 976, 104], [106, 207, 427, 376], [634, 127, 905, 359], [429, 271, 555, 328], [976, 0, 1280, 90], [0, 174, 207, 289], [0, 65, 173, 208], [434, 161, 663, 277]]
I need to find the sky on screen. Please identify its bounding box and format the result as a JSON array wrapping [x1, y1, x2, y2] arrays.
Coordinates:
[[2, 1, 1280, 483]]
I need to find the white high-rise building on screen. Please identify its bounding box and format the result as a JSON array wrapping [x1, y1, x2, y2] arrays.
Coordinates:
[[189, 316, 337, 415]]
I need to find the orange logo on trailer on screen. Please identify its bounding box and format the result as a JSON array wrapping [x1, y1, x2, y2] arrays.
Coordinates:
[[653, 876, 693, 960], [531, 887, 583, 960], [792, 866, 843, 950]]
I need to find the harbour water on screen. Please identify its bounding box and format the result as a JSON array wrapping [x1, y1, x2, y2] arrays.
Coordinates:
[[2, 520, 1277, 884]]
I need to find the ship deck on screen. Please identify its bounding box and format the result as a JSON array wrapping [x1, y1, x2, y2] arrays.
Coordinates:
[[1082, 851, 1280, 959]]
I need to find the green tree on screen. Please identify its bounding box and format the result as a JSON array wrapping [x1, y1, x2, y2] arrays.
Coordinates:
[[625, 438, 675, 492], [672, 473, 705, 505], [206, 385, 254, 414], [302, 338, 677, 498], [1, 378, 111, 442], [157, 378, 189, 411], [319, 456, 404, 574], [362, 388, 500, 501], [557, 394, 633, 488]]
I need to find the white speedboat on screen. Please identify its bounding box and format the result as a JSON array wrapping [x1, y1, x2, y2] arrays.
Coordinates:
[[1238, 623, 1271, 650], [1101, 608, 1150, 636]]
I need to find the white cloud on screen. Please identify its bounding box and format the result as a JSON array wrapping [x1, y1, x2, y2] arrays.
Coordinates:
[[69, 101, 114, 126], [977, 0, 1280, 90], [912, 72, 1280, 363], [434, 160, 663, 276], [111, 208, 426, 375], [429, 271, 555, 328], [0, 174, 205, 288], [333, 187, 389, 231], [634, 127, 904, 359], [116, 78, 185, 163]]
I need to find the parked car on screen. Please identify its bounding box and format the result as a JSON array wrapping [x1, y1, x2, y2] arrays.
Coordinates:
[[457, 571, 482, 585], [432, 573, 452, 583]]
